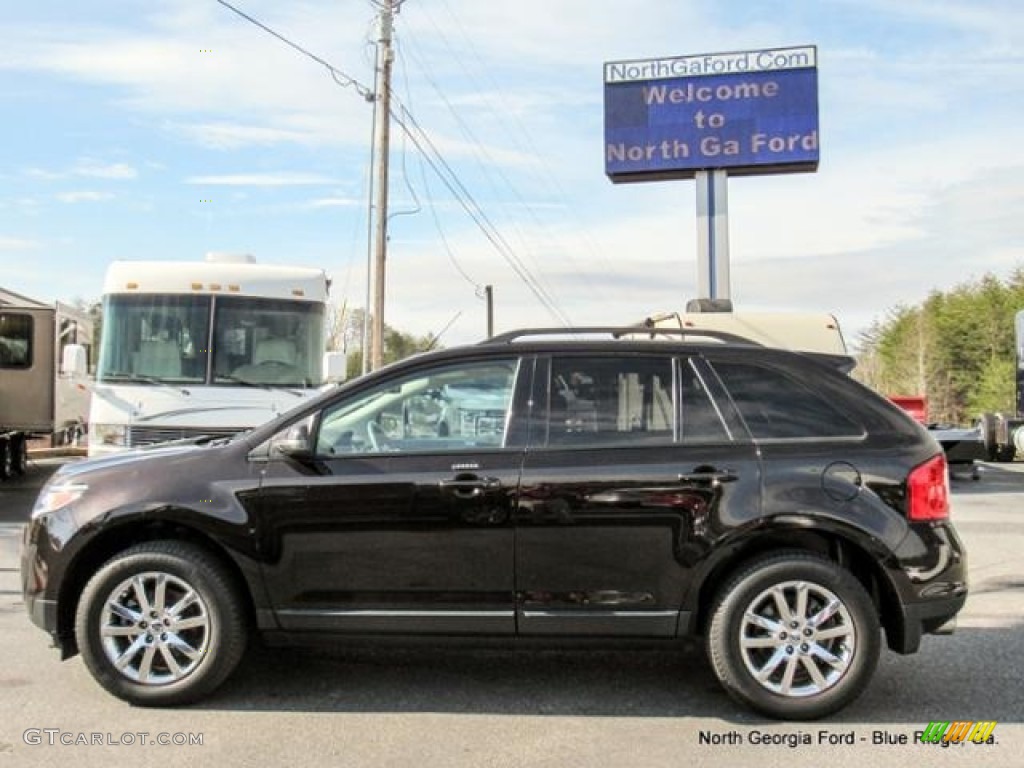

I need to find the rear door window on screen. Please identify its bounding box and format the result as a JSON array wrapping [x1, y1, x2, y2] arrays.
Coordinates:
[[711, 360, 863, 439], [545, 355, 674, 446]]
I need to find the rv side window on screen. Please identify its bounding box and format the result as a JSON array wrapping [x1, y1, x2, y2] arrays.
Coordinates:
[[0, 313, 32, 368]]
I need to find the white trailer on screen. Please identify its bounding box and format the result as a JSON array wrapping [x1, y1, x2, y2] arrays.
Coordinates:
[[0, 288, 92, 479], [89, 253, 343, 456], [639, 310, 849, 355]]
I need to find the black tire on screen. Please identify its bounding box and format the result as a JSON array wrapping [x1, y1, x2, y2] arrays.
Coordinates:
[[0, 440, 10, 481], [12, 435, 28, 475], [707, 551, 880, 720], [996, 444, 1016, 463], [75, 541, 248, 706]]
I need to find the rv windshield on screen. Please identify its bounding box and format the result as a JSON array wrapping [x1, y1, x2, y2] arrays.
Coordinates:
[[97, 295, 324, 387]]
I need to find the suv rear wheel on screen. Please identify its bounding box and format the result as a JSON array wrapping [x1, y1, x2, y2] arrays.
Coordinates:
[[707, 551, 880, 720], [75, 541, 247, 706]]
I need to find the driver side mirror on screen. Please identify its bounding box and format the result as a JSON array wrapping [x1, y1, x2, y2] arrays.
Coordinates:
[[271, 423, 312, 460]]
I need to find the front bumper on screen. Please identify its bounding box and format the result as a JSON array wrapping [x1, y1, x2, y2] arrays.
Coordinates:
[[26, 593, 58, 634], [21, 518, 62, 636]]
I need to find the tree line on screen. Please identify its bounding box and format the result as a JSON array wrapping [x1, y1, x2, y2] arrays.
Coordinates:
[[854, 270, 1024, 425], [325, 305, 437, 379]]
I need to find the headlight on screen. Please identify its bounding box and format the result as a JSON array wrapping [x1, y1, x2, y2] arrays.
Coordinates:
[[91, 423, 127, 447], [32, 483, 89, 519]]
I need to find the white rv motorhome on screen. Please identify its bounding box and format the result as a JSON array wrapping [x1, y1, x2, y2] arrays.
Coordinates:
[[0, 288, 91, 479], [89, 253, 341, 456]]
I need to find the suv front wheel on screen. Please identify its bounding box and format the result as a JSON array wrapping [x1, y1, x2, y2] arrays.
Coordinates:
[[707, 551, 880, 720], [75, 541, 247, 706]]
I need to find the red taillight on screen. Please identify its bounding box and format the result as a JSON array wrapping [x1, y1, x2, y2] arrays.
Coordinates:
[[907, 454, 950, 521]]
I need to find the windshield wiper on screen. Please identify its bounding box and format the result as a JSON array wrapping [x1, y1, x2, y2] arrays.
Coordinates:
[[101, 373, 191, 396], [217, 374, 305, 397]]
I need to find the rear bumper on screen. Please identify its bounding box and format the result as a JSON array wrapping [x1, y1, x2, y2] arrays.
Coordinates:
[[887, 520, 968, 654], [891, 591, 968, 654]]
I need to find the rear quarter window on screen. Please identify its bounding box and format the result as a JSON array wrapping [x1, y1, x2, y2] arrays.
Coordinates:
[[711, 359, 864, 439]]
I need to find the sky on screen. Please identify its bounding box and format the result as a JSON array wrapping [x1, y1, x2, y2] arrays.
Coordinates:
[[1, 0, 1022, 349]]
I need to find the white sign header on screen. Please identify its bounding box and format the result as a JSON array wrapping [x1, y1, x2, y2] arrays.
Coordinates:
[[604, 45, 817, 84]]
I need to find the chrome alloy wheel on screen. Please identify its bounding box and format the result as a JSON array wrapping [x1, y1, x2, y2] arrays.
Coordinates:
[[738, 580, 855, 698], [99, 571, 211, 685]]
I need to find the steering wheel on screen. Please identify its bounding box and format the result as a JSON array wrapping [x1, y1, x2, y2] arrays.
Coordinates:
[[366, 420, 388, 452]]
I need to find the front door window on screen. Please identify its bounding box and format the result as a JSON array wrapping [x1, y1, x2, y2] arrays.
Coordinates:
[[315, 359, 519, 455]]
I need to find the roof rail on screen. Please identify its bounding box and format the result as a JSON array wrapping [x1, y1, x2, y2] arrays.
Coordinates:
[[481, 326, 761, 346]]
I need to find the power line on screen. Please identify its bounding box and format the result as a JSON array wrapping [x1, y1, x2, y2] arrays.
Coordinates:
[[391, 105, 571, 326], [428, 0, 619, 299], [401, 15, 590, 304], [212, 0, 571, 327], [213, 0, 374, 101], [418, 153, 481, 292], [394, 39, 480, 294]]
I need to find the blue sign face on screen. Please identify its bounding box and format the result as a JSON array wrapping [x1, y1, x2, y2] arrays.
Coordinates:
[[604, 67, 819, 181]]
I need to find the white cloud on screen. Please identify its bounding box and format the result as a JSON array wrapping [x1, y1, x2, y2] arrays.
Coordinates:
[[834, 0, 1024, 49], [74, 161, 137, 179], [23, 159, 138, 181], [175, 121, 320, 150], [307, 197, 362, 209], [23, 168, 64, 181], [0, 236, 41, 251], [56, 190, 115, 203], [0, 7, 376, 149], [185, 172, 338, 187]]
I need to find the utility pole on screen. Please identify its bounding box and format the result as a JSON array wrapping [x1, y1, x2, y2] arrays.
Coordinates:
[[484, 284, 494, 338], [369, 1, 395, 371]]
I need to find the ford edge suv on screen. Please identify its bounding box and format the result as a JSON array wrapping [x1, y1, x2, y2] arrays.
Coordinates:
[[21, 327, 967, 719]]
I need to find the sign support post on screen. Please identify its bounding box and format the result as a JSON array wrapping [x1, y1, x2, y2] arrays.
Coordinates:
[[696, 169, 731, 302]]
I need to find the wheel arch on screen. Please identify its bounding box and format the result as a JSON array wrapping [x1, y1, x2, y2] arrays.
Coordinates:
[[57, 518, 258, 659], [688, 522, 904, 652]]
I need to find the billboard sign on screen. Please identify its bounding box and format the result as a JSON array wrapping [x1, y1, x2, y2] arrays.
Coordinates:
[[604, 46, 819, 182]]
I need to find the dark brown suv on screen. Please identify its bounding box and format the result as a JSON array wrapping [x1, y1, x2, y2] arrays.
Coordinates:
[[21, 327, 966, 719]]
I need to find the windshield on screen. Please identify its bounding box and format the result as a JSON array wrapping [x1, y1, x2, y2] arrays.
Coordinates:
[[98, 294, 324, 387], [98, 294, 210, 384], [212, 296, 323, 387]]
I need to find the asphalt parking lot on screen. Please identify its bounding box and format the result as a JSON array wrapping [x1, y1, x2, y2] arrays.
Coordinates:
[[0, 457, 1021, 767]]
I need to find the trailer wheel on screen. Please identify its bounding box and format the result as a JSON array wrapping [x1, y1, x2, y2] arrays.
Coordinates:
[[0, 440, 10, 481], [12, 435, 28, 475], [996, 444, 1016, 463]]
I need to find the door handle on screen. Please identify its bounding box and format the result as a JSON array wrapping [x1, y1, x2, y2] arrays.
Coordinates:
[[439, 476, 501, 499], [678, 468, 737, 486]]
